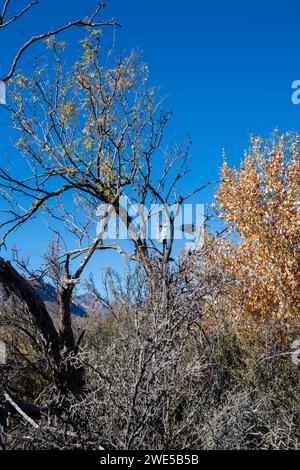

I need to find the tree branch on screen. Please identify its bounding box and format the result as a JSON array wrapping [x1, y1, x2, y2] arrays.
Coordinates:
[[1, 1, 120, 82], [0, 0, 37, 29]]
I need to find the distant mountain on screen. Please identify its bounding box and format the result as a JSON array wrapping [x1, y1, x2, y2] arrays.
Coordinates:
[[0, 279, 105, 318], [74, 293, 108, 315], [31, 281, 86, 317]]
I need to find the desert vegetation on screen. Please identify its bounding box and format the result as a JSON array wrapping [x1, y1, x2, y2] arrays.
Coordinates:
[[0, 1, 299, 451]]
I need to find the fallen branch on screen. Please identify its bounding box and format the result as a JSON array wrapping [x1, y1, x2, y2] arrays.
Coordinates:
[[4, 392, 39, 429]]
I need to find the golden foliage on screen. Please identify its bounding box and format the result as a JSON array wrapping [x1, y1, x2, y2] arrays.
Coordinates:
[[61, 99, 77, 124], [213, 132, 300, 321]]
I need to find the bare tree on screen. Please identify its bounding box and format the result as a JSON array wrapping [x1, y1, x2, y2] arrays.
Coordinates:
[[0, 18, 213, 447], [1, 31, 209, 352]]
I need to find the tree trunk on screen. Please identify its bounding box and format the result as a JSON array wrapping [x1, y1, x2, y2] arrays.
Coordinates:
[[58, 282, 85, 397], [59, 283, 76, 350]]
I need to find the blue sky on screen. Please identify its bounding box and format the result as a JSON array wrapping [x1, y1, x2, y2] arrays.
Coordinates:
[[1, 0, 300, 287]]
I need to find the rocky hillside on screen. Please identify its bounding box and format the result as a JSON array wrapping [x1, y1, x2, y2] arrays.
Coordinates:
[[0, 279, 105, 318]]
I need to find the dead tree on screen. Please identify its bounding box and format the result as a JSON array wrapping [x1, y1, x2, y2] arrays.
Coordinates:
[[0, 257, 84, 396], [0, 31, 210, 368]]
